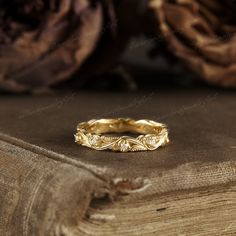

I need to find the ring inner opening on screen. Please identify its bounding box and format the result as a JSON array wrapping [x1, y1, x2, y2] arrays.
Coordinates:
[[84, 120, 162, 135]]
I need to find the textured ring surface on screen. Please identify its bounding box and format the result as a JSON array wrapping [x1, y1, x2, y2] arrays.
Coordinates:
[[75, 118, 169, 152]]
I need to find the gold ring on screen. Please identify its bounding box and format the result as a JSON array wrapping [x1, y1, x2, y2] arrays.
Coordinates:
[[75, 118, 169, 152]]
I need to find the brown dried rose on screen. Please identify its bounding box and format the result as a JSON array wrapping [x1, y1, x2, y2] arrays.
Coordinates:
[[148, 0, 236, 87], [0, 0, 128, 93]]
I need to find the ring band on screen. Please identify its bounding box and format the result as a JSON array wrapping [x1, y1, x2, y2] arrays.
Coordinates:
[[75, 118, 169, 152]]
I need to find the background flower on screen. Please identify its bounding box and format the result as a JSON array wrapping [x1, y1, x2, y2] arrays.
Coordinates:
[[0, 0, 128, 92], [147, 0, 236, 87]]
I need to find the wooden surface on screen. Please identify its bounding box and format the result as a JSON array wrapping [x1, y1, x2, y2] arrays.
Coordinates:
[[0, 87, 235, 235]]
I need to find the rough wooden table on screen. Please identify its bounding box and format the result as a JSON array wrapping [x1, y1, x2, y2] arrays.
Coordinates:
[[0, 87, 235, 235]]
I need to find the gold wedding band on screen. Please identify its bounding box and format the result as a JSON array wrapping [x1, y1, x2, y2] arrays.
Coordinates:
[[75, 118, 169, 152]]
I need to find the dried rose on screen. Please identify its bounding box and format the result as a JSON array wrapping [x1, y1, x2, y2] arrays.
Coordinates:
[[148, 0, 236, 87], [0, 0, 127, 93]]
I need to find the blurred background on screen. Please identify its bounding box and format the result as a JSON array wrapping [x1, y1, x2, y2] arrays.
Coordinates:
[[0, 0, 236, 93]]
